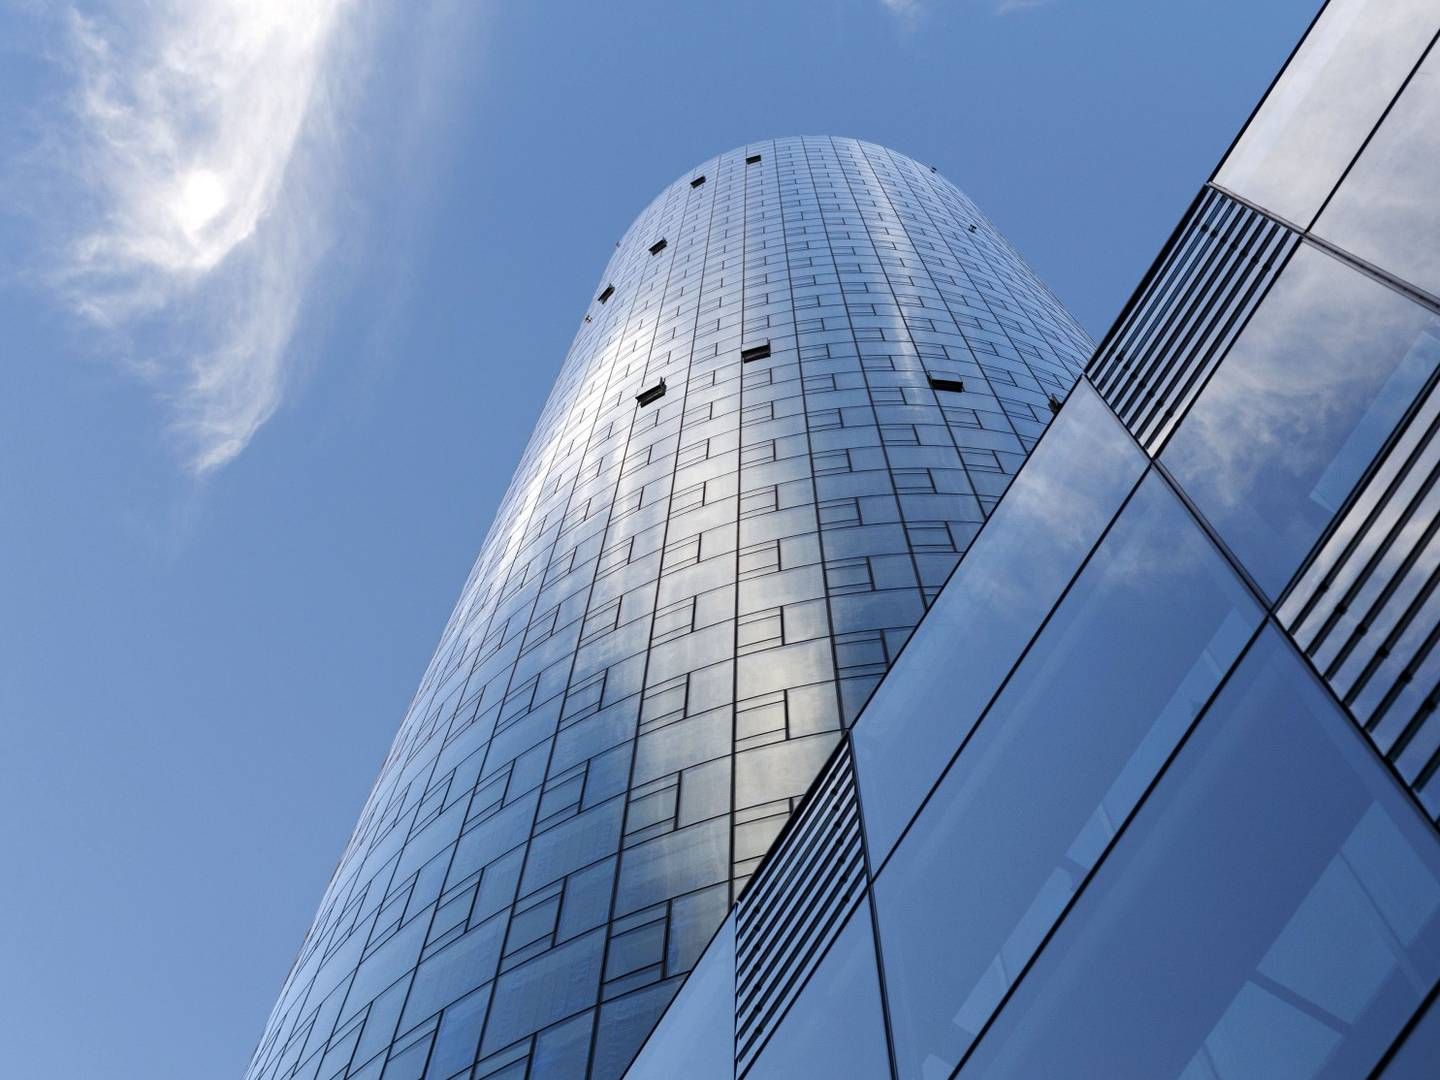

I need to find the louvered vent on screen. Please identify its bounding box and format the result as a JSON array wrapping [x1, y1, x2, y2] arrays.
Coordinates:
[[733, 745, 865, 1075], [1088, 187, 1298, 451], [1281, 359, 1440, 820]]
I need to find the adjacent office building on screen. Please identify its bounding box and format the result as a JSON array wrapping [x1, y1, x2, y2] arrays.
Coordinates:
[[629, 1, 1440, 1077], [243, 138, 1091, 1080]]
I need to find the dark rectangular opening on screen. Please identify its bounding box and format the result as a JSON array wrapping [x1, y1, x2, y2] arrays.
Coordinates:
[[740, 343, 771, 364], [636, 379, 666, 407], [746, 154, 762, 165], [597, 284, 615, 304], [690, 175, 706, 188], [649, 238, 668, 255], [928, 375, 966, 394]]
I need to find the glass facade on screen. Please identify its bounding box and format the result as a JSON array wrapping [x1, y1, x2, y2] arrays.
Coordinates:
[[628, 4, 1440, 1078], [243, 138, 1091, 1080]]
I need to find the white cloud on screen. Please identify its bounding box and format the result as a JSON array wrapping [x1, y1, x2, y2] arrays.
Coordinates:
[[878, 0, 1059, 23], [50, 0, 358, 473], [995, 0, 1057, 12]]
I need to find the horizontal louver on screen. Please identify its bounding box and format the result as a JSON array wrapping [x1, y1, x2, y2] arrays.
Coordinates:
[[1088, 187, 1298, 452]]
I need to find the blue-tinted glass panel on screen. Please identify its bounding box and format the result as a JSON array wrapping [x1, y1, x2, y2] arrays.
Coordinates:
[[962, 628, 1440, 1080], [854, 382, 1146, 862], [1163, 246, 1440, 597], [876, 471, 1260, 1078], [748, 901, 891, 1080], [623, 914, 734, 1080], [1215, 0, 1438, 225], [1315, 43, 1440, 299], [1380, 990, 1440, 1078]]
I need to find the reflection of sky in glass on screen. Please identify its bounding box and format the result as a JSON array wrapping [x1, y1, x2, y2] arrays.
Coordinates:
[[1316, 45, 1440, 298], [1163, 246, 1440, 598], [852, 382, 1145, 863], [961, 628, 1440, 1080], [1215, 0, 1436, 226], [876, 472, 1260, 1080]]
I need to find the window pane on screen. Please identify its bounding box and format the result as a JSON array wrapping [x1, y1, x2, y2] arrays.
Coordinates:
[[623, 915, 734, 1080], [1315, 44, 1440, 298], [854, 382, 1146, 863], [1380, 991, 1440, 1078], [1215, 0, 1438, 225], [1163, 246, 1440, 597], [748, 902, 891, 1080], [962, 628, 1440, 1080], [877, 472, 1261, 1079]]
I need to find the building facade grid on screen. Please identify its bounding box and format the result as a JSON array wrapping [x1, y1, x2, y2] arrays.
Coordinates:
[[245, 137, 1091, 1080]]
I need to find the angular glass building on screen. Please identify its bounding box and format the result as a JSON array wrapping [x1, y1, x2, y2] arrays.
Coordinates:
[[629, 2, 1440, 1077], [243, 138, 1092, 1080]]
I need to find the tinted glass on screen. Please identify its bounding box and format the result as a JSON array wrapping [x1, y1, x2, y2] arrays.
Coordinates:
[[1164, 246, 1440, 597], [854, 382, 1146, 862], [876, 471, 1261, 1078], [1380, 992, 1440, 1078], [1315, 43, 1440, 298], [1215, 0, 1438, 225], [623, 915, 734, 1080], [962, 628, 1440, 1079], [747, 902, 891, 1080]]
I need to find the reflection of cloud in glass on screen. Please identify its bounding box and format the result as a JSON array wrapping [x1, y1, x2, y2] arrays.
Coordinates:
[[1316, 47, 1440, 299], [1164, 246, 1440, 595], [1215, 0, 1435, 226]]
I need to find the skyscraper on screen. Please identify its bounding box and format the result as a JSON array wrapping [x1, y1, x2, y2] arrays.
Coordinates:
[[243, 138, 1092, 1080], [629, 3, 1440, 1077]]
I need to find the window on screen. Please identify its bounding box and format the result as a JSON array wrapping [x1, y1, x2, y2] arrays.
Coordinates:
[[1163, 246, 1440, 598], [648, 239, 667, 256], [741, 343, 771, 364], [961, 627, 1440, 1079], [746, 154, 762, 165], [928, 375, 966, 394], [597, 284, 614, 305], [876, 471, 1261, 1077], [635, 380, 666, 407], [690, 175, 706, 188]]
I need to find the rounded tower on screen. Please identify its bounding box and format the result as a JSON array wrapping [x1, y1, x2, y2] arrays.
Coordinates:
[[245, 137, 1090, 1080]]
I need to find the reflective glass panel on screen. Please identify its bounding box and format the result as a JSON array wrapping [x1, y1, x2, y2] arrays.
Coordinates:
[[876, 471, 1261, 1079], [961, 628, 1440, 1080], [1215, 0, 1438, 225], [1315, 43, 1440, 299], [1380, 991, 1440, 1078], [854, 382, 1146, 862], [623, 915, 734, 1080], [1163, 246, 1440, 598], [748, 902, 891, 1080]]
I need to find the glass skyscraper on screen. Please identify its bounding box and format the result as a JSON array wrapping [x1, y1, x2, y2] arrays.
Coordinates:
[[629, 2, 1440, 1077], [243, 138, 1092, 1080]]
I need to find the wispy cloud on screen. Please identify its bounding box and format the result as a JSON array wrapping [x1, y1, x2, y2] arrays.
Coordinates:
[[995, 0, 1057, 13], [878, 0, 1059, 19], [42, 0, 360, 473], [879, 0, 923, 19]]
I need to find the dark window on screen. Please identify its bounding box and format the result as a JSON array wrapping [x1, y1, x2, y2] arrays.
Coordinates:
[[741, 343, 771, 364], [927, 375, 966, 394], [597, 285, 614, 305], [636, 379, 666, 407], [690, 176, 706, 188], [746, 154, 762, 165], [648, 239, 667, 256]]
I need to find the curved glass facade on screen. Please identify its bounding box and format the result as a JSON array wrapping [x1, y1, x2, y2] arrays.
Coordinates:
[[244, 137, 1091, 1080]]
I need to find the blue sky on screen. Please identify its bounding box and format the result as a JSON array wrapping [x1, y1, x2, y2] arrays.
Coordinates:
[[0, 1, 1317, 1075]]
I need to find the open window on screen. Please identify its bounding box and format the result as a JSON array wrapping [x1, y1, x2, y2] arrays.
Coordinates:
[[928, 375, 966, 394]]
